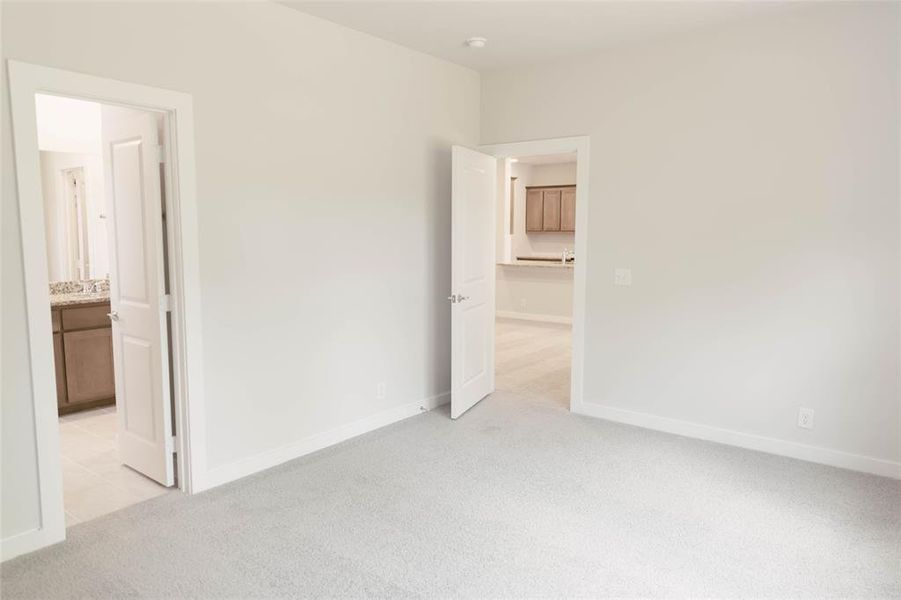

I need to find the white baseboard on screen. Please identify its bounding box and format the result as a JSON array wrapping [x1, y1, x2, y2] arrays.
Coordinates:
[[573, 401, 901, 480], [496, 311, 572, 325], [1, 525, 65, 563], [199, 392, 450, 491]]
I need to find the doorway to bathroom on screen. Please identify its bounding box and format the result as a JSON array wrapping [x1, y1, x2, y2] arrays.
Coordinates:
[[7, 60, 206, 560], [37, 93, 176, 526]]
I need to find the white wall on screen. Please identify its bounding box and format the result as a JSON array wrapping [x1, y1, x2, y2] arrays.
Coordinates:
[[497, 162, 575, 320], [496, 265, 573, 320], [483, 3, 900, 471], [2, 1, 478, 547], [510, 161, 576, 259], [526, 162, 577, 187]]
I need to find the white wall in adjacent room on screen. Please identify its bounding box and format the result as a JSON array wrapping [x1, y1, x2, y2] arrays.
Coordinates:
[[510, 162, 576, 259], [1, 0, 479, 547], [527, 162, 576, 187], [497, 161, 576, 321], [483, 3, 900, 470], [496, 265, 573, 320]]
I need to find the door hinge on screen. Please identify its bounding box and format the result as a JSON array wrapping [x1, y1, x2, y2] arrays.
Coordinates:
[[161, 294, 173, 312], [166, 434, 178, 453], [155, 144, 166, 164]]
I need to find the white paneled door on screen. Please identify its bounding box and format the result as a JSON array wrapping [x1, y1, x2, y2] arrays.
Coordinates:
[[101, 106, 174, 486], [450, 146, 497, 419]]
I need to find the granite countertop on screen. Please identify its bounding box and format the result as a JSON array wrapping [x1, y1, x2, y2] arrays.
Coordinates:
[[497, 260, 574, 270], [50, 291, 111, 308]]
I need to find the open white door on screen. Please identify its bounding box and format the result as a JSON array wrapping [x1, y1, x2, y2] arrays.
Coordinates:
[[450, 146, 497, 419], [102, 106, 174, 486]]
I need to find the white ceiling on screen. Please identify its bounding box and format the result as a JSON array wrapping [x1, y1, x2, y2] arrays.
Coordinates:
[[280, 1, 804, 72]]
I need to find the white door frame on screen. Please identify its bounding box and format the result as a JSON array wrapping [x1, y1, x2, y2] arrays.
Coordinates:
[[4, 60, 207, 560], [478, 136, 590, 411]]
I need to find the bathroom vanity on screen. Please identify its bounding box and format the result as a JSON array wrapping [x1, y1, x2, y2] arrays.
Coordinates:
[[51, 293, 115, 414]]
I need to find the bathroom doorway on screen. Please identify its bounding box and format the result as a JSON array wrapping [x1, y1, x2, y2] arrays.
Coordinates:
[[7, 61, 206, 559], [37, 93, 176, 526]]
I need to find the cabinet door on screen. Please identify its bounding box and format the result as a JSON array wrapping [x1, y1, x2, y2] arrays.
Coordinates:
[[525, 189, 544, 232], [542, 189, 561, 231], [561, 187, 576, 232], [54, 332, 67, 407], [64, 328, 115, 404]]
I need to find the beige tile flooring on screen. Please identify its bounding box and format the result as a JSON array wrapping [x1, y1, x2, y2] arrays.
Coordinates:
[[495, 317, 572, 408], [59, 406, 170, 527]]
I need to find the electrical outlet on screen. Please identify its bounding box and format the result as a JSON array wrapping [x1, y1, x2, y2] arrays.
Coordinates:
[[376, 382, 386, 400], [519, 299, 527, 310], [798, 407, 815, 430], [614, 268, 632, 286]]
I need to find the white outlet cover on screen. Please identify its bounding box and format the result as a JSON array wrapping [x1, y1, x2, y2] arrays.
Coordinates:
[[376, 382, 386, 400], [798, 407, 815, 429], [614, 268, 632, 286]]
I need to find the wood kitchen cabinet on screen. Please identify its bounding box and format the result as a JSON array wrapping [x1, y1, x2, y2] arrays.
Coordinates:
[[52, 301, 116, 414], [525, 189, 544, 232], [561, 187, 576, 232], [525, 185, 576, 233], [542, 189, 562, 231]]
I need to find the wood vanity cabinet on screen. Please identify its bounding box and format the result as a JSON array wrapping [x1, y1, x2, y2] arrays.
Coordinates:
[[525, 185, 576, 232], [52, 301, 116, 414]]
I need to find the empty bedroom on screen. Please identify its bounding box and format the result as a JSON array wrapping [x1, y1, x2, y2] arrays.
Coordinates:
[[1, 1, 898, 598]]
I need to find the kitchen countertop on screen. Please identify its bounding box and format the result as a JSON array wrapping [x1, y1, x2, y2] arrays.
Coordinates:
[[497, 260, 574, 270], [50, 291, 111, 308]]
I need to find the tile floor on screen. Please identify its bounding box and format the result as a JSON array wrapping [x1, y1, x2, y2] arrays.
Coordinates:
[[58, 406, 170, 527], [495, 317, 572, 408]]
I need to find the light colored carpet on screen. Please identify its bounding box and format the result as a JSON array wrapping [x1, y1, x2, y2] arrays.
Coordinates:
[[2, 322, 899, 598]]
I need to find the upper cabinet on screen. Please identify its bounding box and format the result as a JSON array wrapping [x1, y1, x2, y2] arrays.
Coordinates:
[[560, 187, 576, 232], [525, 189, 544, 232], [525, 185, 575, 233]]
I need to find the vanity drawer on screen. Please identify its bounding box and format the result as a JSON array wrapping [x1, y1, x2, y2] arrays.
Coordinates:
[[61, 304, 111, 330], [51, 310, 61, 333]]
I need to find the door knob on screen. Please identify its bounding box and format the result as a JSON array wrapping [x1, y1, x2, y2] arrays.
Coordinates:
[[107, 311, 119, 321]]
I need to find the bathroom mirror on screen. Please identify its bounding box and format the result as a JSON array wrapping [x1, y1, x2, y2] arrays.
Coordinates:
[[40, 151, 109, 282]]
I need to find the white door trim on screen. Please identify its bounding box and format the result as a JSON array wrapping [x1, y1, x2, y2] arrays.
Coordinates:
[[4, 60, 207, 561], [478, 136, 590, 411]]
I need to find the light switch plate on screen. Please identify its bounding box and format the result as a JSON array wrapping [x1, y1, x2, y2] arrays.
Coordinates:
[[614, 268, 632, 286]]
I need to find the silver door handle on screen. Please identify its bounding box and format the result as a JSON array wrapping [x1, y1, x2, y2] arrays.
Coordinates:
[[447, 294, 471, 304], [107, 311, 119, 321]]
